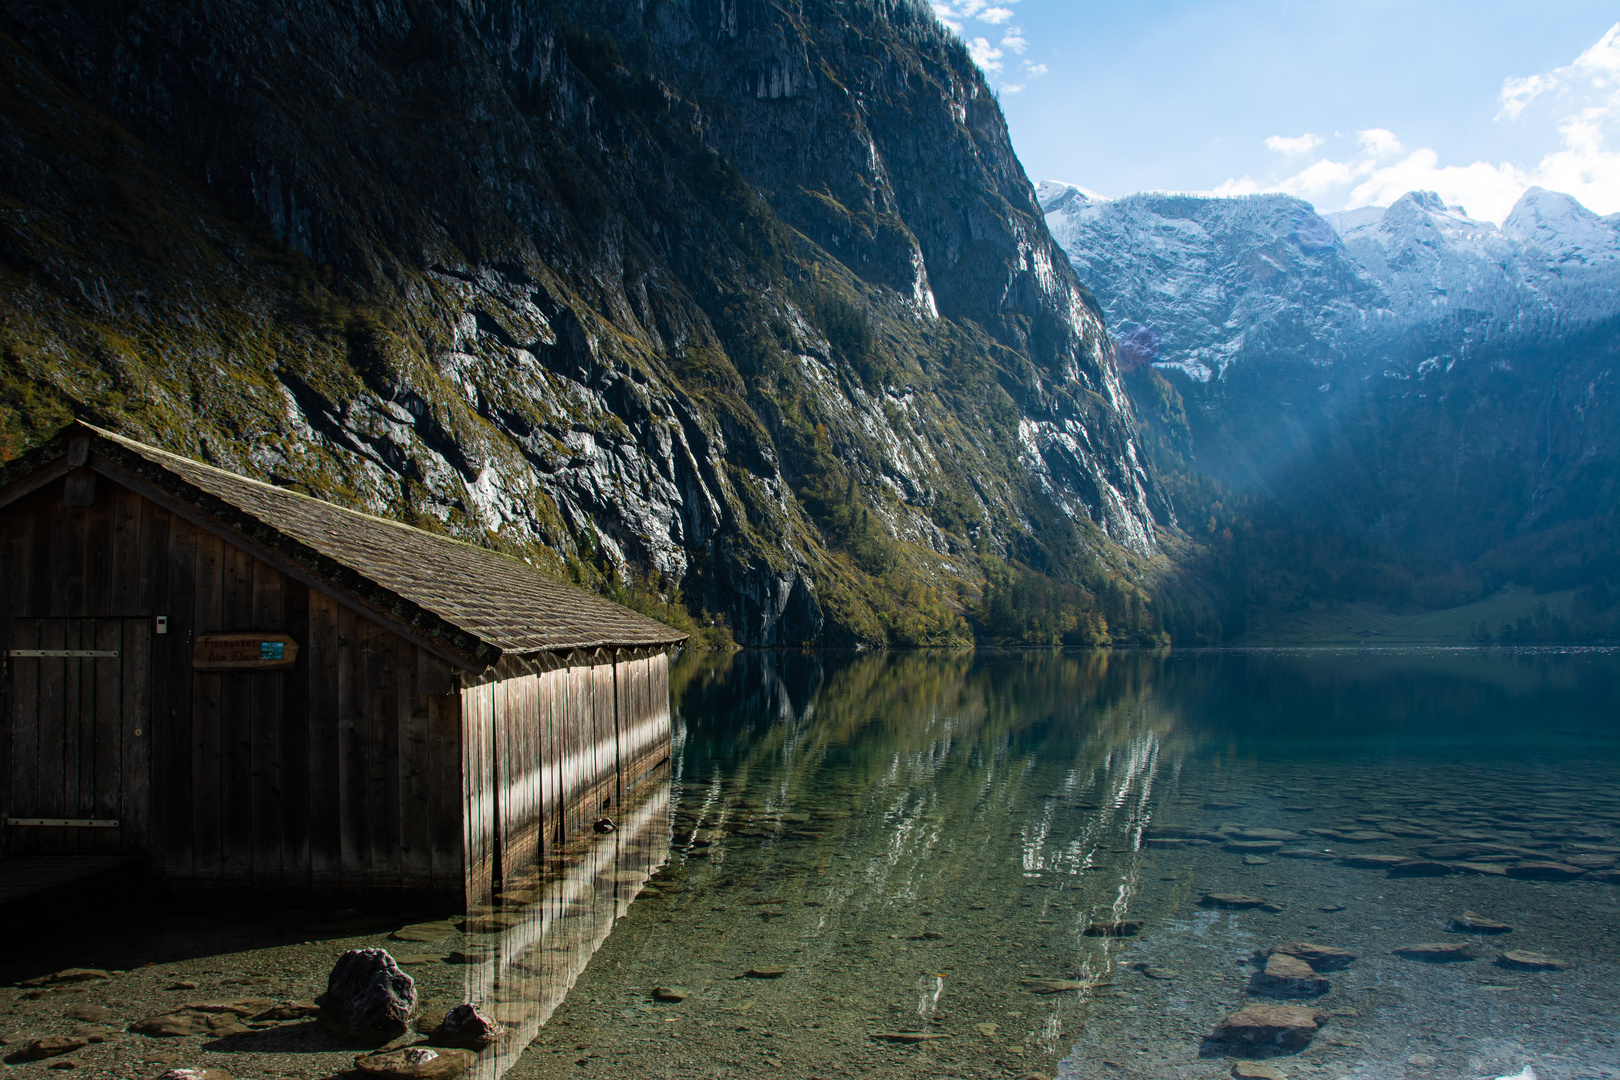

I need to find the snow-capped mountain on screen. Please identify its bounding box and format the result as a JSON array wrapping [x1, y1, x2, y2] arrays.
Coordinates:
[[1036, 182, 1386, 384], [1042, 182, 1620, 386], [1328, 188, 1620, 329]]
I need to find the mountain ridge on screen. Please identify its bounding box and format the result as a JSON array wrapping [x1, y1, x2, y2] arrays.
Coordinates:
[[1039, 178, 1620, 635], [0, 0, 1170, 647]]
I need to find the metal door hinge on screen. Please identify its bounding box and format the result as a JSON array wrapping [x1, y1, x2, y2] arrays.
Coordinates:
[[5, 817, 120, 827], [7, 650, 118, 658]]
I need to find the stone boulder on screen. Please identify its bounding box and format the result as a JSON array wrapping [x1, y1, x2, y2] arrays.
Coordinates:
[[319, 949, 419, 1041], [1446, 910, 1511, 934], [1209, 1004, 1325, 1050], [1260, 943, 1356, 971], [1394, 943, 1473, 963], [1497, 950, 1571, 971], [428, 1004, 506, 1050], [1249, 954, 1328, 997], [13, 1036, 85, 1061], [354, 1046, 473, 1079]]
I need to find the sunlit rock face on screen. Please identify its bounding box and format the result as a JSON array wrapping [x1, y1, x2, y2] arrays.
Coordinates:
[[0, 0, 1163, 645]]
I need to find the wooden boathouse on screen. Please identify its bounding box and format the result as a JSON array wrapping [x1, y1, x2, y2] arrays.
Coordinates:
[[0, 421, 684, 903]]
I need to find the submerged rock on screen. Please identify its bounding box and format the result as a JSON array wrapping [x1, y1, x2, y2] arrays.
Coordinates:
[[1446, 911, 1512, 934], [13, 1037, 85, 1062], [1249, 953, 1329, 997], [1387, 860, 1454, 877], [649, 987, 689, 1003], [319, 950, 418, 1041], [353, 1046, 473, 1080], [1422, 843, 1519, 860], [1394, 943, 1474, 963], [63, 1005, 112, 1023], [870, 1031, 950, 1044], [1083, 921, 1142, 937], [1337, 853, 1411, 869], [1451, 861, 1510, 876], [1131, 962, 1179, 980], [1497, 950, 1571, 971], [1260, 943, 1357, 971], [1230, 829, 1303, 842], [1208, 1004, 1325, 1050], [253, 1001, 319, 1021], [20, 969, 110, 988], [1232, 1063, 1288, 1080], [1198, 893, 1268, 909], [1019, 977, 1087, 994], [130, 1001, 268, 1038]]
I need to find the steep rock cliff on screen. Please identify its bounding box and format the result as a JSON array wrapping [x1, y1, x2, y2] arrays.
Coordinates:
[[0, 0, 1162, 645]]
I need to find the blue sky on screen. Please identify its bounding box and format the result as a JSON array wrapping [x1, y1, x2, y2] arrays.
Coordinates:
[[931, 1, 1620, 221]]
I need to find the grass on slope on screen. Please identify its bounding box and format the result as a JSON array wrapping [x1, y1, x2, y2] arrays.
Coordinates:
[[1236, 586, 1576, 646]]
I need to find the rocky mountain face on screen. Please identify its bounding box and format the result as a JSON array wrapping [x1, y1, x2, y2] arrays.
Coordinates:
[[0, 0, 1164, 646], [1040, 181, 1620, 601]]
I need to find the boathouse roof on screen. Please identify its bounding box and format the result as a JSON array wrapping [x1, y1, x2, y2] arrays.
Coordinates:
[[0, 421, 687, 667]]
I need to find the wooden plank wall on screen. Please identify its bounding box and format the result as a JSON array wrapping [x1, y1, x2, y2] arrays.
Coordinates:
[[4, 617, 147, 855], [470, 649, 672, 906], [617, 654, 671, 792], [0, 473, 464, 893]]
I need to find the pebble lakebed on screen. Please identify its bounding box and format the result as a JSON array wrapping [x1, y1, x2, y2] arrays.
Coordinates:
[[5, 761, 1618, 1080]]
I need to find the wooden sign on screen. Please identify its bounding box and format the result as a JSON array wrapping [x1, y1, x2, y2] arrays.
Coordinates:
[[193, 633, 300, 671]]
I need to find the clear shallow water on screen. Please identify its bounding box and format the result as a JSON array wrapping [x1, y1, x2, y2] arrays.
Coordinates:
[[6, 648, 1616, 1080], [510, 648, 1620, 1080]]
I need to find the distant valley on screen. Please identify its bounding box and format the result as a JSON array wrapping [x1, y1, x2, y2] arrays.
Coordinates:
[[1042, 181, 1620, 640]]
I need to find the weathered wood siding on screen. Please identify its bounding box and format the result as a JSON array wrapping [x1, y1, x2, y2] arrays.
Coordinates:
[[0, 472, 464, 893], [465, 650, 672, 905], [617, 654, 670, 792]]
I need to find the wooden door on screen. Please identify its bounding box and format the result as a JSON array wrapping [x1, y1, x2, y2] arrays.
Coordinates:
[[6, 618, 151, 854]]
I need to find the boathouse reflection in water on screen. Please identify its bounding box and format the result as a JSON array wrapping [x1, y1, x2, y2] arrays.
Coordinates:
[[459, 768, 669, 1080]]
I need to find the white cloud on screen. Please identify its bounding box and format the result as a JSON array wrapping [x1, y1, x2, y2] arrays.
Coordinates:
[[1498, 23, 1620, 120], [1264, 133, 1323, 157], [968, 36, 1004, 72], [939, 2, 1044, 96], [1206, 22, 1620, 221], [1357, 128, 1403, 159], [934, 0, 1021, 30]]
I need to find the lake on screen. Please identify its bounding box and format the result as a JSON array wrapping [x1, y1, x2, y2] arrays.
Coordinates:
[[510, 647, 1620, 1080], [6, 647, 1616, 1080]]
